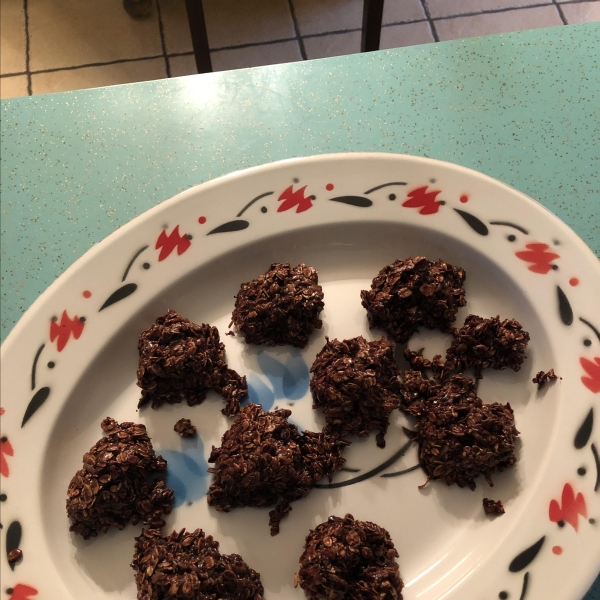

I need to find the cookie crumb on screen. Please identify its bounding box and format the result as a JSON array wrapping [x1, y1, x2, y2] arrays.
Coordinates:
[[483, 498, 505, 515], [174, 418, 197, 438], [532, 369, 558, 390], [7, 548, 23, 562]]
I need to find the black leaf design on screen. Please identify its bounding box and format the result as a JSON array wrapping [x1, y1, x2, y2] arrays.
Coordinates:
[[21, 387, 51, 427], [557, 286, 573, 326], [121, 245, 148, 281], [574, 408, 594, 449], [314, 439, 415, 489], [30, 343, 45, 390], [329, 196, 373, 207], [380, 464, 421, 478], [592, 443, 600, 492], [364, 182, 407, 194], [99, 283, 138, 311], [453, 209, 489, 235], [237, 192, 274, 217], [489, 221, 529, 235], [509, 536, 545, 572], [580, 317, 600, 343], [6, 521, 22, 571], [519, 572, 530, 600], [208, 220, 250, 235]]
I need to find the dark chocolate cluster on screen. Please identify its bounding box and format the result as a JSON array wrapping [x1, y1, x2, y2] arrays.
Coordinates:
[[310, 336, 401, 448], [132, 527, 264, 600], [231, 263, 324, 348], [445, 314, 530, 378], [66, 417, 173, 539], [207, 403, 348, 535], [137, 310, 247, 416], [400, 373, 519, 489], [360, 257, 466, 343], [296, 514, 403, 600]]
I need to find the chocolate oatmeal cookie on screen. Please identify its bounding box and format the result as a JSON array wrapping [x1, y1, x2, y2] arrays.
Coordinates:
[[296, 514, 403, 600], [66, 417, 173, 539], [231, 263, 324, 348], [399, 372, 519, 489], [444, 314, 530, 378], [137, 310, 247, 416], [207, 403, 348, 535], [132, 528, 264, 600], [310, 336, 401, 448], [360, 257, 466, 343]]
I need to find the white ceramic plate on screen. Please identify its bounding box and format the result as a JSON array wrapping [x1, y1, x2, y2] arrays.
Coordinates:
[[1, 153, 599, 600]]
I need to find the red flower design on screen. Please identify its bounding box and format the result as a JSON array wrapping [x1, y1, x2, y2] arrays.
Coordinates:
[[580, 356, 600, 393], [277, 185, 313, 213], [0, 407, 5, 415], [155, 225, 191, 261], [549, 483, 587, 531], [1, 437, 14, 477], [8, 584, 38, 600], [401, 186, 442, 215], [515, 243, 559, 274], [50, 310, 85, 352]]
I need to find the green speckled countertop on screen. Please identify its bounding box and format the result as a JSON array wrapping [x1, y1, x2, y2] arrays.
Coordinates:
[[0, 22, 599, 598]]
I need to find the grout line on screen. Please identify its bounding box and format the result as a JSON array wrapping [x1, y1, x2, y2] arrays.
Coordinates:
[[430, 2, 559, 22], [552, 0, 569, 24], [419, 0, 439, 42], [155, 0, 172, 77], [287, 0, 307, 60], [23, 0, 32, 95], [25, 55, 164, 76], [211, 37, 299, 53], [1, 72, 28, 79], [168, 51, 195, 58], [305, 27, 362, 38]]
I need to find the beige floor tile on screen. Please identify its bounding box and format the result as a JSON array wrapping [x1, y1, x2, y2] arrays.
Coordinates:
[[31, 58, 166, 94], [158, 0, 193, 55], [211, 40, 301, 71], [303, 31, 361, 59], [28, 0, 163, 71], [383, 0, 426, 24], [293, 0, 363, 36], [435, 6, 562, 41], [381, 20, 435, 48], [560, 2, 600, 23], [1, 0, 27, 75], [0, 74, 29, 98], [169, 53, 197, 77], [202, 0, 295, 49], [427, 0, 553, 19]]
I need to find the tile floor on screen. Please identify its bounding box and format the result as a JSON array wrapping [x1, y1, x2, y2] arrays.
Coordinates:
[[1, 0, 599, 99]]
